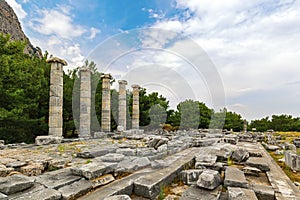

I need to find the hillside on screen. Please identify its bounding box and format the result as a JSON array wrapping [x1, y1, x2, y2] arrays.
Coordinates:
[[0, 0, 41, 57]]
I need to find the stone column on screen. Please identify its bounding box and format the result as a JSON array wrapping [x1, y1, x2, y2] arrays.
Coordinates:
[[118, 80, 127, 131], [79, 67, 91, 138], [47, 57, 67, 137], [243, 119, 247, 133], [132, 84, 140, 130], [101, 74, 112, 132]]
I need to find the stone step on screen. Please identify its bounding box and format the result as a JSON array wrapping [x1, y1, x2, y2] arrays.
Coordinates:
[[224, 166, 248, 188], [133, 148, 199, 199], [0, 174, 35, 195], [35, 168, 82, 189], [78, 168, 152, 200], [58, 178, 92, 200], [180, 185, 222, 200], [70, 161, 117, 179]]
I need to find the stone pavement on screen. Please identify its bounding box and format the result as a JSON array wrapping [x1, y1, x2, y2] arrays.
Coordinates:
[[0, 130, 299, 199]]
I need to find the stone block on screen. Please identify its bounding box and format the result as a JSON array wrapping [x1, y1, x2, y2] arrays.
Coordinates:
[[104, 195, 131, 200], [20, 163, 44, 176], [70, 162, 116, 179], [227, 187, 258, 200], [246, 157, 270, 172], [91, 174, 115, 188], [231, 148, 249, 163], [35, 136, 62, 146], [180, 185, 221, 200], [0, 174, 34, 195], [197, 169, 222, 190], [100, 153, 125, 162], [58, 178, 92, 200], [180, 169, 203, 185], [35, 168, 82, 189], [253, 184, 275, 200], [11, 188, 62, 200], [224, 167, 248, 188]]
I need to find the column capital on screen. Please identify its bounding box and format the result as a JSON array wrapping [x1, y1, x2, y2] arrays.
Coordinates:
[[47, 57, 68, 66], [101, 73, 112, 80], [80, 66, 92, 72], [132, 84, 140, 89], [118, 80, 128, 85]]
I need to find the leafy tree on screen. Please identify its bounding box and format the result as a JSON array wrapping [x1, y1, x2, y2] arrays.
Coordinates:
[[249, 117, 271, 132], [0, 34, 50, 143]]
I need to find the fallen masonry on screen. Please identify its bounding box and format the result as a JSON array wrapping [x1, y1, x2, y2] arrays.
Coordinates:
[[0, 130, 299, 199]]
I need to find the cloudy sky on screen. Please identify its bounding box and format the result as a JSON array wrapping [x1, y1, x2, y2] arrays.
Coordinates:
[[6, 0, 300, 121]]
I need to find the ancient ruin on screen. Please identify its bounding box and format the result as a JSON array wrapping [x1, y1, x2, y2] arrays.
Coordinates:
[[79, 67, 92, 138], [48, 57, 67, 137], [118, 80, 128, 131], [101, 74, 113, 133]]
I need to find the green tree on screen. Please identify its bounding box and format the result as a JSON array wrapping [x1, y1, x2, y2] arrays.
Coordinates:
[[0, 34, 50, 143]]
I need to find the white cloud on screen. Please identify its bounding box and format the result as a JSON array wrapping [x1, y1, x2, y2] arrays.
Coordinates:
[[30, 6, 86, 39], [147, 0, 300, 119], [88, 27, 101, 39], [6, 0, 27, 19]]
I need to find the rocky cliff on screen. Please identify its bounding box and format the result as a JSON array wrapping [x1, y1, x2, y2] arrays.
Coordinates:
[[0, 0, 41, 57]]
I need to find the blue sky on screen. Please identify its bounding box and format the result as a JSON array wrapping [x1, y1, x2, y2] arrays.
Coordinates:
[[6, 0, 300, 121]]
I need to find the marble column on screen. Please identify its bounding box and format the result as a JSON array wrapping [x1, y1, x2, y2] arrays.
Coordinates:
[[101, 74, 112, 132], [79, 67, 91, 138], [47, 57, 67, 137], [132, 84, 140, 130], [118, 80, 127, 131]]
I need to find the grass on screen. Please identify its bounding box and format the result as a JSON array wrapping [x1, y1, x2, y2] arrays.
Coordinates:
[[275, 131, 300, 143], [269, 151, 300, 184], [85, 159, 93, 164]]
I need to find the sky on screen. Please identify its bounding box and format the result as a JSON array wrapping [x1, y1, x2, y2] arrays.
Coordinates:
[[5, 0, 300, 121]]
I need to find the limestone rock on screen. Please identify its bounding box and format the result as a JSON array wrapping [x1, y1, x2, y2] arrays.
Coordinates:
[[100, 153, 125, 162], [35, 136, 62, 146], [196, 169, 222, 190], [180, 169, 203, 185], [0, 193, 7, 200], [0, 0, 41, 57], [91, 174, 115, 188], [58, 178, 92, 200], [253, 184, 275, 200], [70, 162, 116, 179], [224, 167, 248, 188], [227, 187, 258, 200], [180, 185, 222, 200], [20, 163, 44, 176], [0, 174, 34, 195], [104, 195, 131, 200], [231, 148, 249, 163], [242, 166, 261, 177], [246, 157, 270, 172]]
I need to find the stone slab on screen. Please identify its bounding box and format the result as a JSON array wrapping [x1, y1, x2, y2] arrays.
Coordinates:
[[180, 185, 221, 200], [91, 174, 115, 188], [36, 168, 82, 189], [227, 187, 258, 200], [0, 193, 7, 200], [224, 167, 248, 188], [0, 174, 34, 195], [58, 178, 92, 200], [133, 148, 199, 199], [10, 188, 61, 200], [253, 184, 275, 200], [180, 169, 203, 185], [246, 157, 270, 172], [103, 195, 131, 200], [71, 162, 116, 179]]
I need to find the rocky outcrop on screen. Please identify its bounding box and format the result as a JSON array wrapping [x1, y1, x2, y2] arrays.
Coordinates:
[[0, 0, 41, 57]]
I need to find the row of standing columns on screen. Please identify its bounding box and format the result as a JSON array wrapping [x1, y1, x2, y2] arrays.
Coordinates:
[[47, 58, 140, 138]]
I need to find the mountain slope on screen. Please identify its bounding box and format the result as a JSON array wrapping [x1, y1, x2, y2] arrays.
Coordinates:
[[0, 0, 41, 57]]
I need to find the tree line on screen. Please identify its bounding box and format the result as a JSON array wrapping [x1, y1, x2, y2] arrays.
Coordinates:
[[0, 34, 299, 143]]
